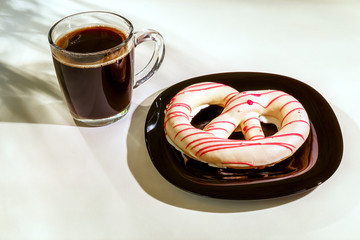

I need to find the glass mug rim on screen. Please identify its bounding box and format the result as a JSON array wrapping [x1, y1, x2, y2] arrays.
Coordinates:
[[48, 11, 134, 57]]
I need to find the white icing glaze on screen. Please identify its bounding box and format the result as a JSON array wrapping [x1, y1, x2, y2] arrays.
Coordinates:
[[164, 82, 310, 169]]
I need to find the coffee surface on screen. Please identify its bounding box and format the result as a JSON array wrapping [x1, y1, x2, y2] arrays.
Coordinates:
[[56, 26, 126, 53]]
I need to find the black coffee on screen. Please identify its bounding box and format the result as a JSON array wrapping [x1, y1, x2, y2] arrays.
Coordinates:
[[53, 26, 134, 120]]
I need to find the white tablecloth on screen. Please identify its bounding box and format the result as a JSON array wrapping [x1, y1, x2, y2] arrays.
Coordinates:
[[1, 0, 359, 239]]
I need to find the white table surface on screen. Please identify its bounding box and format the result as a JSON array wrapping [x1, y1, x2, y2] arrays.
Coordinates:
[[1, 0, 360, 239]]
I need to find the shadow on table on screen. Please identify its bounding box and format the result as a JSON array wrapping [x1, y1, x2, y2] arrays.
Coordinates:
[[126, 90, 312, 213], [0, 0, 76, 125], [0, 62, 74, 125]]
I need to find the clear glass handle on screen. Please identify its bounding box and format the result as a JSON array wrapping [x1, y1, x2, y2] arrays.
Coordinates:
[[133, 29, 165, 88]]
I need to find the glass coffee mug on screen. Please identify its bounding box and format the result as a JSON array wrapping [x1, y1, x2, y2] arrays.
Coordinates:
[[48, 11, 165, 126]]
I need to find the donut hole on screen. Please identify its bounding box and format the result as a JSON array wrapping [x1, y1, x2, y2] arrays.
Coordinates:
[[260, 122, 278, 137], [228, 131, 245, 140], [258, 115, 281, 137], [190, 105, 223, 130]]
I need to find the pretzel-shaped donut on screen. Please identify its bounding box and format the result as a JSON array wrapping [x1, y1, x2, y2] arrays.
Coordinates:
[[164, 82, 310, 169]]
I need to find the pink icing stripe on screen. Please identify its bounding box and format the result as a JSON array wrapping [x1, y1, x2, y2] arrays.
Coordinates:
[[166, 111, 189, 120], [181, 132, 212, 142], [243, 117, 261, 124], [197, 142, 295, 157], [225, 93, 290, 114], [223, 102, 248, 114], [244, 125, 262, 136], [281, 108, 305, 125], [167, 103, 192, 112], [224, 92, 238, 101], [248, 135, 265, 140], [188, 137, 241, 150], [174, 127, 194, 139], [182, 82, 224, 91], [282, 120, 310, 128], [196, 144, 243, 155], [206, 127, 229, 133], [190, 139, 236, 150], [226, 90, 281, 105], [173, 123, 192, 128], [264, 93, 289, 108], [185, 137, 226, 149], [226, 94, 251, 105], [167, 111, 188, 117], [273, 133, 305, 141], [224, 92, 239, 105], [164, 114, 189, 128], [206, 121, 237, 129], [228, 93, 289, 112], [280, 100, 299, 111]]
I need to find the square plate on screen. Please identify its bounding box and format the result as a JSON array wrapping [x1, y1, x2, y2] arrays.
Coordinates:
[[145, 72, 343, 199]]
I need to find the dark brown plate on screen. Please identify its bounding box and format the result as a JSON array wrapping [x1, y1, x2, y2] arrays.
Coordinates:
[[144, 72, 343, 199]]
